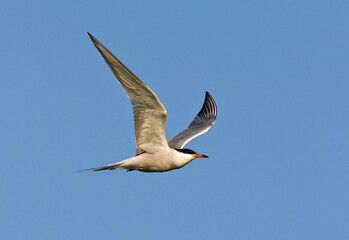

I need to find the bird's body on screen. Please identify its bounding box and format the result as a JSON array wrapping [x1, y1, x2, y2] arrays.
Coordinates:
[[83, 33, 217, 173], [96, 148, 198, 172]]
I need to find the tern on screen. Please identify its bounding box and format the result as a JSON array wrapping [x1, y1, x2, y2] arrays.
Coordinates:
[[83, 33, 217, 172]]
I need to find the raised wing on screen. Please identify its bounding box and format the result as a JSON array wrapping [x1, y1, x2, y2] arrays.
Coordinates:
[[168, 92, 217, 149], [88, 33, 168, 155]]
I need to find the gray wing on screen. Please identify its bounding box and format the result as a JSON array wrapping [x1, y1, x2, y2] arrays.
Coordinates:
[[88, 33, 168, 155], [168, 92, 217, 149]]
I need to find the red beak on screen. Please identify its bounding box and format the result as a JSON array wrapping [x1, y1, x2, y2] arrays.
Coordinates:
[[194, 154, 209, 158]]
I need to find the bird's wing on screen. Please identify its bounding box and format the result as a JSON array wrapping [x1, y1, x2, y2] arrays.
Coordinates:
[[88, 33, 168, 155], [168, 92, 217, 149]]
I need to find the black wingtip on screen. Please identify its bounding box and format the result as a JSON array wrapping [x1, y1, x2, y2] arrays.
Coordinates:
[[205, 91, 212, 97], [87, 32, 95, 41], [205, 91, 213, 101], [205, 91, 214, 104], [199, 91, 217, 119]]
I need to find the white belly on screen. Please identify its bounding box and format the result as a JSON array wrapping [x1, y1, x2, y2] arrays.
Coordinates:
[[124, 148, 189, 172]]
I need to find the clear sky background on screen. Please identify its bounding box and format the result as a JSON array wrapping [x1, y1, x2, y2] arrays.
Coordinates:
[[1, 1, 348, 239]]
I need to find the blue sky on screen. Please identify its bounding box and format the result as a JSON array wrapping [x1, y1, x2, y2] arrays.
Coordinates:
[[1, 0, 348, 239]]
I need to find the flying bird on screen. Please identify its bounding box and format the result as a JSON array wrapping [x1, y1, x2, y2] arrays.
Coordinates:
[[83, 33, 217, 172]]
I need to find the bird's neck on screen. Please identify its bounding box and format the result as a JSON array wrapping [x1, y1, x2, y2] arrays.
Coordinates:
[[172, 149, 194, 168]]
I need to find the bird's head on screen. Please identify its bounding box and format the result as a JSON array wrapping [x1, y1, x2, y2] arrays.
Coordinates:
[[175, 148, 208, 160]]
